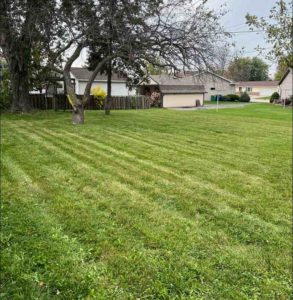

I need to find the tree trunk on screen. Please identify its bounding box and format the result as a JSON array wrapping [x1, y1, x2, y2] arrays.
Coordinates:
[[105, 61, 112, 115], [63, 69, 85, 124], [10, 61, 31, 113], [72, 104, 85, 125]]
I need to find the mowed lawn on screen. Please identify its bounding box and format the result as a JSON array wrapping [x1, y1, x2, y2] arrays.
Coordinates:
[[1, 104, 292, 299]]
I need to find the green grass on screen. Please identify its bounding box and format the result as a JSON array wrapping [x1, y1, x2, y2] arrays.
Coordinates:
[[1, 104, 292, 299]]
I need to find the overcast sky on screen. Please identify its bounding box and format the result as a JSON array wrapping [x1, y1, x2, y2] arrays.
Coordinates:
[[74, 0, 282, 78], [207, 0, 281, 77]]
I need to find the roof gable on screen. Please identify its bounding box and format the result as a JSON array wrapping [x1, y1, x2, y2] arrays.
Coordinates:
[[193, 71, 234, 84], [236, 81, 279, 87], [149, 74, 199, 86]]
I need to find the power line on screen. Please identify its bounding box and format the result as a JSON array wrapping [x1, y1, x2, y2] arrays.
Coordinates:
[[226, 30, 264, 34], [225, 22, 247, 29]]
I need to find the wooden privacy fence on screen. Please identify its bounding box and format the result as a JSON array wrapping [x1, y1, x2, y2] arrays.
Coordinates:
[[30, 94, 53, 110], [29, 94, 150, 110]]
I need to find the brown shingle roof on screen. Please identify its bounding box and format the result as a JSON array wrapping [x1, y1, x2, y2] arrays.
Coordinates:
[[70, 67, 127, 81], [181, 71, 234, 84], [160, 85, 205, 94], [150, 74, 199, 86], [146, 75, 205, 94], [235, 81, 278, 87]]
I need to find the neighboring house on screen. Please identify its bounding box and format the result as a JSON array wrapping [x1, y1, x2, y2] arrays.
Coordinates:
[[70, 67, 136, 96], [29, 68, 135, 97], [278, 68, 293, 99], [235, 81, 278, 98], [139, 74, 206, 108], [188, 71, 235, 101]]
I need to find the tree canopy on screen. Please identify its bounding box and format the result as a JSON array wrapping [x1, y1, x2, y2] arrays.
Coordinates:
[[1, 0, 229, 123], [227, 57, 269, 82], [274, 55, 293, 80], [246, 0, 293, 67]]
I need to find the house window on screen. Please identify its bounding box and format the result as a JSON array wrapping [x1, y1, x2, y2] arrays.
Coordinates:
[[246, 87, 252, 92], [239, 87, 242, 92], [210, 87, 215, 90]]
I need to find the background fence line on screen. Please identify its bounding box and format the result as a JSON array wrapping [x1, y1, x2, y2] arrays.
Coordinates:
[[29, 94, 150, 110]]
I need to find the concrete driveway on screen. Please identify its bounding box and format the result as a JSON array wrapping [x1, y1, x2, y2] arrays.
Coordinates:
[[250, 98, 270, 103], [170, 103, 252, 110]]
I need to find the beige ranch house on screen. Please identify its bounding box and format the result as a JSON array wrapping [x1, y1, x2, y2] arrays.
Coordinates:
[[139, 75, 206, 108], [235, 81, 278, 98], [278, 68, 293, 99], [185, 71, 235, 101]]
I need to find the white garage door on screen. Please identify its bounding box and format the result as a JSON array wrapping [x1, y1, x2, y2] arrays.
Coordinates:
[[163, 94, 203, 108]]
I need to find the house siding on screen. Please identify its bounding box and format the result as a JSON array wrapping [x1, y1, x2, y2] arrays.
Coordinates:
[[236, 85, 278, 97], [77, 81, 136, 96], [196, 73, 234, 100], [279, 69, 293, 99]]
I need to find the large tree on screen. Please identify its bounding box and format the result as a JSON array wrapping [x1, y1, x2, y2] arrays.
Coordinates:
[[246, 0, 293, 67], [214, 45, 233, 77], [274, 55, 293, 80], [0, 0, 58, 112], [227, 56, 269, 81], [54, 0, 228, 123], [1, 0, 228, 123]]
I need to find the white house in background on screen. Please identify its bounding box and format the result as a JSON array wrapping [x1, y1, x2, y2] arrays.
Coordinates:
[[235, 81, 278, 98], [278, 68, 293, 99], [70, 67, 136, 96]]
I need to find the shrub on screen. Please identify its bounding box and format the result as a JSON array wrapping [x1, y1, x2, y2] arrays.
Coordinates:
[[91, 85, 107, 108], [270, 92, 280, 103], [223, 94, 239, 102], [212, 95, 223, 101], [239, 92, 250, 102], [282, 98, 292, 105], [0, 89, 12, 110], [0, 65, 12, 110], [149, 91, 161, 107]]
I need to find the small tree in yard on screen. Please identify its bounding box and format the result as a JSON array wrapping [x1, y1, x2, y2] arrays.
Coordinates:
[[85, 0, 229, 119], [239, 92, 250, 102], [92, 86, 107, 109], [2, 0, 228, 124], [150, 91, 161, 107]]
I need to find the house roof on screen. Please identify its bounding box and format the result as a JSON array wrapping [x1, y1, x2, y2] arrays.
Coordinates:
[[150, 74, 200, 86], [70, 67, 127, 82], [143, 74, 205, 94], [278, 68, 292, 85], [160, 85, 206, 94], [235, 81, 278, 87], [190, 71, 235, 84]]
